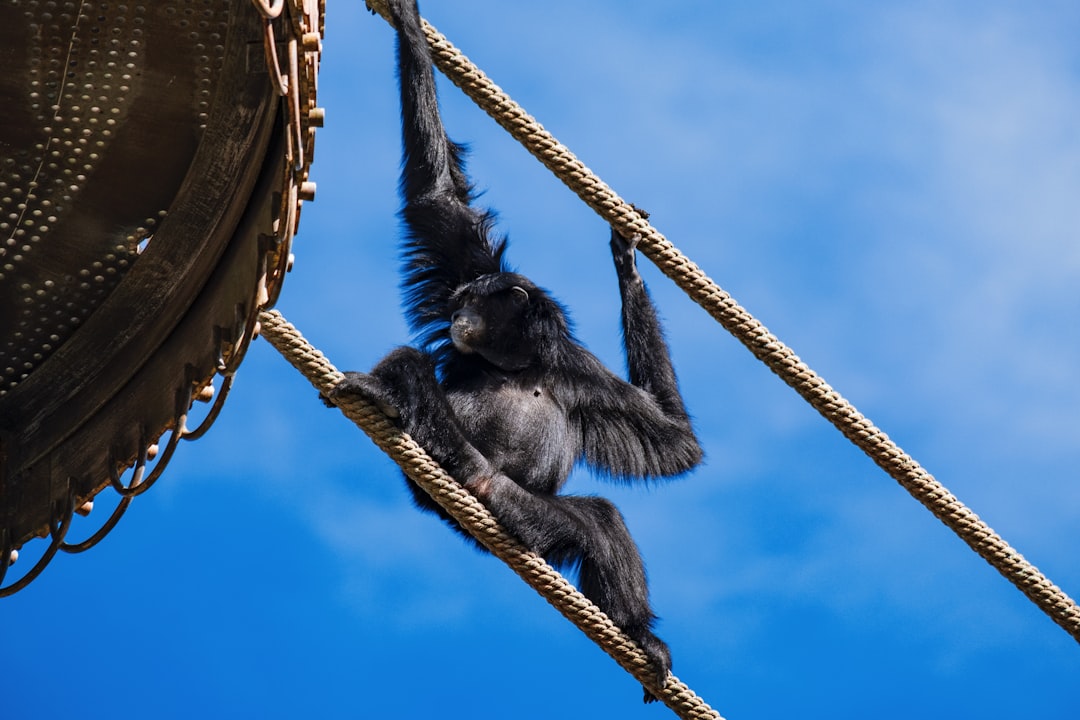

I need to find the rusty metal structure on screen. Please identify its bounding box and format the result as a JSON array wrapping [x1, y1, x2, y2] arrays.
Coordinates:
[[0, 0, 324, 594]]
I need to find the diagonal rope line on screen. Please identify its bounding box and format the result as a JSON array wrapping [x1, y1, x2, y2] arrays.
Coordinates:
[[363, 2, 1080, 644], [257, 309, 725, 720]]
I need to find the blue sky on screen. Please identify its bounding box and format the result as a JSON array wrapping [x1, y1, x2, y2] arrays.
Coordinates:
[[6, 1, 1080, 718]]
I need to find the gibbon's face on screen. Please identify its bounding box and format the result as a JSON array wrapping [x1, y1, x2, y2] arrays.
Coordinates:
[[449, 272, 538, 370]]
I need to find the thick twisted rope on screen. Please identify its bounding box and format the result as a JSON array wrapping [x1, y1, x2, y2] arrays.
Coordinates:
[[257, 309, 724, 720], [363, 2, 1080, 644]]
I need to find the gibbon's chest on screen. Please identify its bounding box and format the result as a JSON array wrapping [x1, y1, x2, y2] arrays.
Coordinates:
[[447, 380, 576, 488]]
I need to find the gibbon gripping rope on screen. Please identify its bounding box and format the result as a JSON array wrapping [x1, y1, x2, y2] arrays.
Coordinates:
[[364, 0, 1080, 644], [257, 309, 725, 720]]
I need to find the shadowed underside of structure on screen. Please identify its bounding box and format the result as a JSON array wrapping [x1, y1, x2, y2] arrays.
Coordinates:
[[0, 0, 324, 593]]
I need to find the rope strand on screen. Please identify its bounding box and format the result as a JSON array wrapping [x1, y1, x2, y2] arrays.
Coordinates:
[[257, 309, 725, 720]]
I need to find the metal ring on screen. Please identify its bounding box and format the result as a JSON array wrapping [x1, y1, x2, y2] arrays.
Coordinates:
[[183, 372, 235, 441], [106, 381, 192, 500], [264, 226, 295, 309], [132, 385, 193, 495], [59, 496, 134, 554], [250, 0, 285, 20], [287, 36, 305, 170], [0, 484, 76, 597], [108, 441, 150, 498], [261, 19, 289, 97]]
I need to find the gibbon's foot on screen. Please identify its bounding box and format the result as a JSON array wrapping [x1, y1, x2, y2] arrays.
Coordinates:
[[324, 371, 401, 419]]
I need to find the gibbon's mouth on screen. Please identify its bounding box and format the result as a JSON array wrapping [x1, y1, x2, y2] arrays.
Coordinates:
[[450, 325, 475, 354]]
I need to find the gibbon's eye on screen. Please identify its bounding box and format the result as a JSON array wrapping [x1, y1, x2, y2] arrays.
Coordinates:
[[449, 288, 471, 310], [511, 285, 529, 302]]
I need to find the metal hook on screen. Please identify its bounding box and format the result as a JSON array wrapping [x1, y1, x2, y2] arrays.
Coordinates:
[[183, 373, 235, 441], [250, 0, 285, 19], [0, 481, 76, 597], [133, 386, 192, 495], [260, 18, 289, 97], [108, 440, 150, 498], [60, 492, 134, 555]]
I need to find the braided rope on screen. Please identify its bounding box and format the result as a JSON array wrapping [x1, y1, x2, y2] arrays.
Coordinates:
[[257, 309, 724, 719], [361, 5, 1080, 643]]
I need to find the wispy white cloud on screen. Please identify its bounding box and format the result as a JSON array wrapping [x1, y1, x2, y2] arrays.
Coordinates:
[[846, 7, 1080, 461]]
